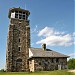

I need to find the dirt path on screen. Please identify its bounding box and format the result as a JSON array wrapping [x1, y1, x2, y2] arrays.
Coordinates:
[[68, 70, 75, 73]]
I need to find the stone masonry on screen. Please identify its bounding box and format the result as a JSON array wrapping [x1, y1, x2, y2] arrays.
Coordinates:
[[29, 57, 67, 72], [6, 8, 30, 72]]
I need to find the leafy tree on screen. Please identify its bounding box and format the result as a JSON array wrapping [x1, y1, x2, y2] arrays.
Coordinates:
[[68, 58, 75, 69], [0, 69, 5, 72]]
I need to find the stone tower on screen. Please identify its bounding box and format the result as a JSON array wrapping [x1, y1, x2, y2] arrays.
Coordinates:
[[6, 8, 30, 72]]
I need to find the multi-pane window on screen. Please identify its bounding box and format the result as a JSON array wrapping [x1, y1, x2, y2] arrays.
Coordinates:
[[23, 15, 25, 19], [14, 11, 26, 20], [19, 11, 22, 14], [15, 14, 18, 18], [19, 14, 22, 19], [15, 11, 18, 18], [15, 11, 18, 13], [23, 12, 25, 14], [19, 11, 22, 19]]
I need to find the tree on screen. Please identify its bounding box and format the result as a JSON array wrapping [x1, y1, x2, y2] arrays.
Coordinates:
[[0, 69, 6, 72], [68, 58, 75, 69]]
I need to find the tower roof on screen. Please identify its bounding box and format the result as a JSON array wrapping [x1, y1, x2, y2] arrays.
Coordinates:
[[8, 7, 30, 18]]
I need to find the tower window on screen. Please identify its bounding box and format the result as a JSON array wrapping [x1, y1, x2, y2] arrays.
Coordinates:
[[18, 47, 21, 51], [19, 14, 22, 19], [14, 11, 28, 20], [15, 11, 18, 14], [19, 11, 22, 14], [15, 14, 18, 18], [19, 38, 20, 42], [23, 12, 25, 14], [23, 15, 25, 19]]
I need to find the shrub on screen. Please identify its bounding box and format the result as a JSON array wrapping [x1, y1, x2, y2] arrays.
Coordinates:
[[68, 58, 75, 69]]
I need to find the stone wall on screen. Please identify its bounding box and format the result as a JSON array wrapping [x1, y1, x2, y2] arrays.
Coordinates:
[[29, 57, 67, 72], [6, 18, 30, 72]]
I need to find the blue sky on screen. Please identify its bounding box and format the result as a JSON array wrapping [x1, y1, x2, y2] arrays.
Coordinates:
[[0, 0, 74, 69]]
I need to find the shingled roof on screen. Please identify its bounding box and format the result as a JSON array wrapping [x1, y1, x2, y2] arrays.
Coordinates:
[[29, 48, 69, 58]]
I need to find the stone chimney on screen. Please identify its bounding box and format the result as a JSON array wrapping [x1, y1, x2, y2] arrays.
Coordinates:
[[42, 43, 46, 51]]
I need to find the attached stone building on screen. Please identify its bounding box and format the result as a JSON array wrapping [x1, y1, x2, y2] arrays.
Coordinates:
[[29, 44, 69, 72], [6, 7, 69, 72]]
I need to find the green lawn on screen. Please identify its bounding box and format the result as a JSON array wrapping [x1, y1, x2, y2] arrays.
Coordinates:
[[0, 70, 74, 75]]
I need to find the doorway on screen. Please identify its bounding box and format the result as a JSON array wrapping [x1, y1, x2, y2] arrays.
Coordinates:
[[16, 59, 22, 72]]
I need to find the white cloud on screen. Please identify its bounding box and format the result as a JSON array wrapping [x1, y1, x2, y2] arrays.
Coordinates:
[[38, 27, 65, 37], [69, 53, 75, 57], [38, 27, 54, 37], [36, 27, 75, 46]]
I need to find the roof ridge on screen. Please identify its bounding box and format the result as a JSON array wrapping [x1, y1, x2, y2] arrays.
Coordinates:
[[30, 47, 52, 50]]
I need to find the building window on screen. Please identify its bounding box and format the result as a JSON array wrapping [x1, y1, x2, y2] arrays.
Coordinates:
[[56, 58, 59, 63], [14, 11, 27, 20], [15, 11, 18, 19], [19, 38, 20, 42], [18, 47, 21, 51], [39, 62, 41, 65], [23, 12, 25, 14], [23, 15, 25, 19], [19, 14, 22, 19], [19, 11, 22, 14], [15, 11, 18, 14]]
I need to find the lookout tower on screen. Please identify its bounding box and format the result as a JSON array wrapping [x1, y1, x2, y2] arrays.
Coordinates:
[[6, 7, 30, 72]]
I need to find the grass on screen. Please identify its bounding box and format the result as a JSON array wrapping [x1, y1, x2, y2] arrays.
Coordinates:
[[0, 70, 75, 75]]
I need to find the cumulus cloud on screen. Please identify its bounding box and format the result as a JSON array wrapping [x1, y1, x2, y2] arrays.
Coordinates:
[[38, 27, 65, 37], [36, 27, 74, 46]]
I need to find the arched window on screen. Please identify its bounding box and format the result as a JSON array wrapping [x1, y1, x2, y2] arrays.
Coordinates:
[[18, 47, 21, 51]]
